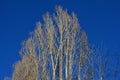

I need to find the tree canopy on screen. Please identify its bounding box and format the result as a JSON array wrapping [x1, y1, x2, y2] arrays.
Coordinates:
[[5, 6, 119, 80]]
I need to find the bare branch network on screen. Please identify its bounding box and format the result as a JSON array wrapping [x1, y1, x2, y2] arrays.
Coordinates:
[[5, 6, 120, 80]]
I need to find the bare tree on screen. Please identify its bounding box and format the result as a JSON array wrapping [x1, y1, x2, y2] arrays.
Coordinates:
[[11, 6, 89, 80], [6, 6, 112, 80], [12, 38, 39, 80], [77, 31, 89, 80]]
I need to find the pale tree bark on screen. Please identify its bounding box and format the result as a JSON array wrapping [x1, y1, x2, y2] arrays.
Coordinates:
[[44, 13, 59, 80], [61, 9, 71, 80], [34, 22, 48, 80], [55, 6, 64, 80], [65, 38, 69, 80], [69, 13, 80, 80], [63, 12, 69, 80]]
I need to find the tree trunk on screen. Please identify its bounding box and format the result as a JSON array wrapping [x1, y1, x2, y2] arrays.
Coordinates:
[[43, 51, 46, 80], [78, 67, 81, 80], [53, 69, 55, 80], [66, 54, 68, 80], [69, 52, 72, 80], [59, 50, 62, 80], [65, 38, 69, 80], [51, 55, 56, 80], [59, 34, 63, 80]]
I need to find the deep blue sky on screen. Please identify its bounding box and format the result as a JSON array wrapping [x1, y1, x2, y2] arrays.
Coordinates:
[[0, 0, 120, 79]]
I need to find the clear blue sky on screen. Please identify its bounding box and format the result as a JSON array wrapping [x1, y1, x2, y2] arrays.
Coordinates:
[[0, 0, 120, 79]]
